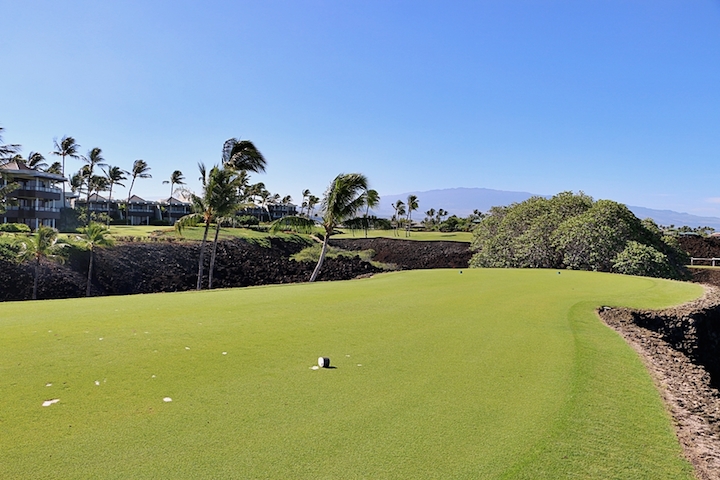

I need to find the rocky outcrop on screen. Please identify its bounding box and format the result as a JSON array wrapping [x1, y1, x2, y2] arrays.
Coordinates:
[[599, 288, 720, 479], [329, 238, 471, 269], [0, 237, 382, 301]]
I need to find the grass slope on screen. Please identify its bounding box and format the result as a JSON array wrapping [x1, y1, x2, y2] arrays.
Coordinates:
[[0, 270, 701, 478]]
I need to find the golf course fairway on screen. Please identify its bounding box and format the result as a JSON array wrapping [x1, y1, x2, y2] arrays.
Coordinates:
[[0, 269, 703, 478]]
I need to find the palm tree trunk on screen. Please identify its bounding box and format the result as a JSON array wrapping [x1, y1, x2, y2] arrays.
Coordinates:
[[86, 249, 94, 297], [309, 233, 330, 282], [126, 178, 136, 225], [33, 256, 40, 300], [208, 222, 221, 289], [196, 222, 211, 290], [107, 184, 113, 225]]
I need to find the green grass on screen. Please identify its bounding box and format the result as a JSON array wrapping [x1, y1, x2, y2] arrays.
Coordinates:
[[0, 270, 701, 478], [333, 229, 473, 242], [108, 225, 281, 243]]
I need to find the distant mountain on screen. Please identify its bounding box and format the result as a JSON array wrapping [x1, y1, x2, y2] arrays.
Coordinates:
[[374, 187, 720, 230]]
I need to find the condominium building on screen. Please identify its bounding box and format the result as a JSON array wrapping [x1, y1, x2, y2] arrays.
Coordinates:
[[0, 160, 65, 229]]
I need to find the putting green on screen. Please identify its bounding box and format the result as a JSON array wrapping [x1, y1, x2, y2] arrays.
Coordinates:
[[0, 270, 701, 478]]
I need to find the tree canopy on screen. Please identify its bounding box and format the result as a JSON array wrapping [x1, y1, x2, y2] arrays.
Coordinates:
[[469, 192, 688, 279]]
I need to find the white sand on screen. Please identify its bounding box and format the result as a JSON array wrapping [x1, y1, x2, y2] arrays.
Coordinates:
[[42, 399, 59, 407], [163, 397, 172, 402]]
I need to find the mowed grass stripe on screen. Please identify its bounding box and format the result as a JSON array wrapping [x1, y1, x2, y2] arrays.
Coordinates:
[[0, 269, 702, 478]]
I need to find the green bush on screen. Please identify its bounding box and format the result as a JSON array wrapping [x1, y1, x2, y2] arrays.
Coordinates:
[[613, 241, 671, 278], [0, 223, 31, 233]]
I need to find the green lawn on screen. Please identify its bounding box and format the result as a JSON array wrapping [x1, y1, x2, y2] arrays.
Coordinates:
[[333, 229, 473, 242], [108, 224, 275, 242], [0, 270, 701, 478]]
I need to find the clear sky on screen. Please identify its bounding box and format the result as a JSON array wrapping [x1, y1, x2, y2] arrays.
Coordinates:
[[2, 1, 720, 215]]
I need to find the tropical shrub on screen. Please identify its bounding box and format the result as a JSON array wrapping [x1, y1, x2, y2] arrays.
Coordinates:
[[470, 192, 687, 279], [0, 223, 31, 233]]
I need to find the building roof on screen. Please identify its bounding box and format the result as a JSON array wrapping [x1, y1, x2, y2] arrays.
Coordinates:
[[128, 194, 149, 203], [0, 160, 66, 182], [160, 196, 191, 205]]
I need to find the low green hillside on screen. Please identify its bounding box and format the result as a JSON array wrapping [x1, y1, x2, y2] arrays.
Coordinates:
[[0, 270, 701, 478]]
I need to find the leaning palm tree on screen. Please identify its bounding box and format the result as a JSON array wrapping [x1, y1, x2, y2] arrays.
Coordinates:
[[104, 166, 127, 222], [271, 174, 369, 282], [16, 226, 66, 300], [405, 194, 419, 237], [51, 136, 80, 207], [300, 189, 311, 216], [125, 159, 152, 224], [80, 222, 114, 296]]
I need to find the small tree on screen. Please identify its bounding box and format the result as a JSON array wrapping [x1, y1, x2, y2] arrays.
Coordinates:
[[80, 222, 114, 296], [16, 226, 67, 300]]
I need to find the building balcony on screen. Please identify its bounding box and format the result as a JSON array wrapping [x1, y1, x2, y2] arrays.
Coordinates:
[[14, 188, 62, 201]]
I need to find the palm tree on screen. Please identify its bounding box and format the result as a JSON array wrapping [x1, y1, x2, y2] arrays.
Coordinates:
[[362, 189, 380, 238], [392, 200, 405, 236], [163, 170, 186, 199], [269, 173, 369, 282], [104, 166, 127, 222], [52, 136, 80, 207], [46, 162, 62, 175], [162, 170, 186, 222], [307, 195, 320, 218], [309, 173, 369, 281], [81, 148, 108, 204], [0, 127, 21, 162], [175, 163, 241, 290], [405, 194, 419, 237], [125, 159, 151, 224], [16, 226, 66, 300], [222, 138, 266, 173], [0, 177, 19, 215], [80, 222, 114, 296], [206, 167, 250, 289], [300, 189, 311, 215]]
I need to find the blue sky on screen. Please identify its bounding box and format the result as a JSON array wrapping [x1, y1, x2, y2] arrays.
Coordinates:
[[2, 1, 720, 215]]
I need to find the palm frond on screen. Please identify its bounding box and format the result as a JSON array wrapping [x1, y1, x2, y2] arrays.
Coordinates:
[[269, 215, 317, 234]]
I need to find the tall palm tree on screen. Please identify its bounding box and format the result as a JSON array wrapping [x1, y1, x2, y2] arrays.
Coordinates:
[[405, 194, 419, 237], [51, 136, 80, 207], [163, 170, 186, 199], [300, 189, 311, 216], [392, 200, 405, 236], [362, 189, 380, 238], [162, 170, 186, 222], [81, 148, 107, 204], [16, 226, 66, 300], [175, 163, 238, 290], [307, 195, 320, 218], [222, 138, 266, 173], [81, 222, 114, 296], [104, 166, 128, 222], [206, 167, 250, 289], [125, 159, 151, 224]]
